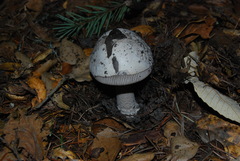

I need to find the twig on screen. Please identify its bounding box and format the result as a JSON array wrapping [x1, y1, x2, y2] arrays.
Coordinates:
[[0, 136, 22, 161], [34, 75, 68, 109]]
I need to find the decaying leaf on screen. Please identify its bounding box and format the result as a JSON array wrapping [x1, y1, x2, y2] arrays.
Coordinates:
[[59, 38, 91, 82], [174, 17, 216, 44], [163, 121, 181, 140], [15, 51, 33, 68], [32, 48, 53, 64], [166, 135, 199, 161], [83, 48, 93, 56], [189, 76, 240, 123], [184, 50, 240, 123], [27, 76, 47, 107], [131, 25, 156, 37], [92, 117, 127, 134], [52, 91, 71, 110], [51, 147, 78, 160], [120, 152, 155, 161], [3, 112, 50, 161], [89, 127, 121, 161], [0, 41, 17, 59], [25, 0, 44, 18], [69, 55, 92, 82], [0, 147, 25, 161], [32, 59, 58, 77], [59, 38, 83, 65], [197, 114, 240, 158], [0, 62, 21, 71]]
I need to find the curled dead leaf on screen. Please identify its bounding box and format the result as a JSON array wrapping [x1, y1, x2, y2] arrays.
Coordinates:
[[27, 76, 47, 107]]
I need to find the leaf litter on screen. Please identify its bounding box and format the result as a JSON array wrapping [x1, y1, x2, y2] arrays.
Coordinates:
[[0, 0, 240, 161]]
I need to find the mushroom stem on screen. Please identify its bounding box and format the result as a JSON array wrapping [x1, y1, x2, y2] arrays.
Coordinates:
[[116, 86, 139, 115]]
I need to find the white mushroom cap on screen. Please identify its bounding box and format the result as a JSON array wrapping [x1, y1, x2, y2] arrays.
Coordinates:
[[90, 28, 153, 86]]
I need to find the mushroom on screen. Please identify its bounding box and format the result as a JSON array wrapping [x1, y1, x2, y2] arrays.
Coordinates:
[[90, 28, 153, 115]]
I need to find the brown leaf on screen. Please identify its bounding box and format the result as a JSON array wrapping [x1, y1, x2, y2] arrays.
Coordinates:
[[27, 76, 47, 106], [3, 111, 50, 161], [33, 49, 53, 64], [89, 127, 122, 161], [83, 48, 93, 56], [59, 38, 84, 65], [61, 62, 73, 75], [197, 114, 240, 157], [131, 25, 156, 37], [166, 135, 199, 161], [92, 118, 127, 134], [0, 62, 21, 71], [174, 17, 216, 44], [32, 59, 58, 77], [51, 147, 78, 160], [120, 152, 155, 161], [163, 121, 181, 140]]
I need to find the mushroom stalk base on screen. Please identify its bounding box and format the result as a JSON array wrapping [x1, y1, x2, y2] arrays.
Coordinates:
[[116, 87, 139, 115]]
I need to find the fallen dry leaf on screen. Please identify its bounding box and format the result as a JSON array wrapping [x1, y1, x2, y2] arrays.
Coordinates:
[[166, 135, 199, 161], [25, 0, 44, 18], [163, 121, 181, 140], [0, 62, 21, 71], [174, 17, 216, 44], [27, 76, 47, 107], [69, 56, 92, 82], [59, 38, 84, 65], [83, 48, 93, 56], [0, 41, 17, 60], [32, 59, 58, 77], [33, 48, 53, 64], [51, 147, 78, 160], [120, 152, 155, 161], [197, 114, 240, 158], [92, 117, 127, 134], [0, 147, 25, 161], [3, 111, 50, 161], [52, 91, 71, 110], [131, 25, 156, 37], [15, 51, 33, 68], [60, 62, 73, 75], [89, 127, 121, 161]]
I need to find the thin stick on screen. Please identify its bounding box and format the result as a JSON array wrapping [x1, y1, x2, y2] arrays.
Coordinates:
[[35, 76, 68, 109]]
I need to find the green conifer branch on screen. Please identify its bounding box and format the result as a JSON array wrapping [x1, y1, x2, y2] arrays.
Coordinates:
[[54, 1, 130, 38]]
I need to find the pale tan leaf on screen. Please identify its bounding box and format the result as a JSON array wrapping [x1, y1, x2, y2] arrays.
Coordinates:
[[183, 48, 240, 123], [15, 51, 33, 68], [190, 77, 240, 123], [90, 127, 121, 161], [59, 38, 84, 65], [163, 121, 181, 139], [120, 152, 155, 161], [166, 135, 199, 161]]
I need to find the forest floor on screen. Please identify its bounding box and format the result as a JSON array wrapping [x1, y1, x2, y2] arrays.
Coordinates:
[[0, 0, 240, 161]]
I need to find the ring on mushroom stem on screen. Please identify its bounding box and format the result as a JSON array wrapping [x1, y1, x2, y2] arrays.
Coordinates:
[[90, 28, 153, 116]]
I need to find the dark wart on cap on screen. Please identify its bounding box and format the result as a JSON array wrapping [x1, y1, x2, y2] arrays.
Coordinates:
[[90, 28, 153, 116]]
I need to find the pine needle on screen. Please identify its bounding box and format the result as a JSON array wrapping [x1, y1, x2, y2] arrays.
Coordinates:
[[54, 1, 130, 38]]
